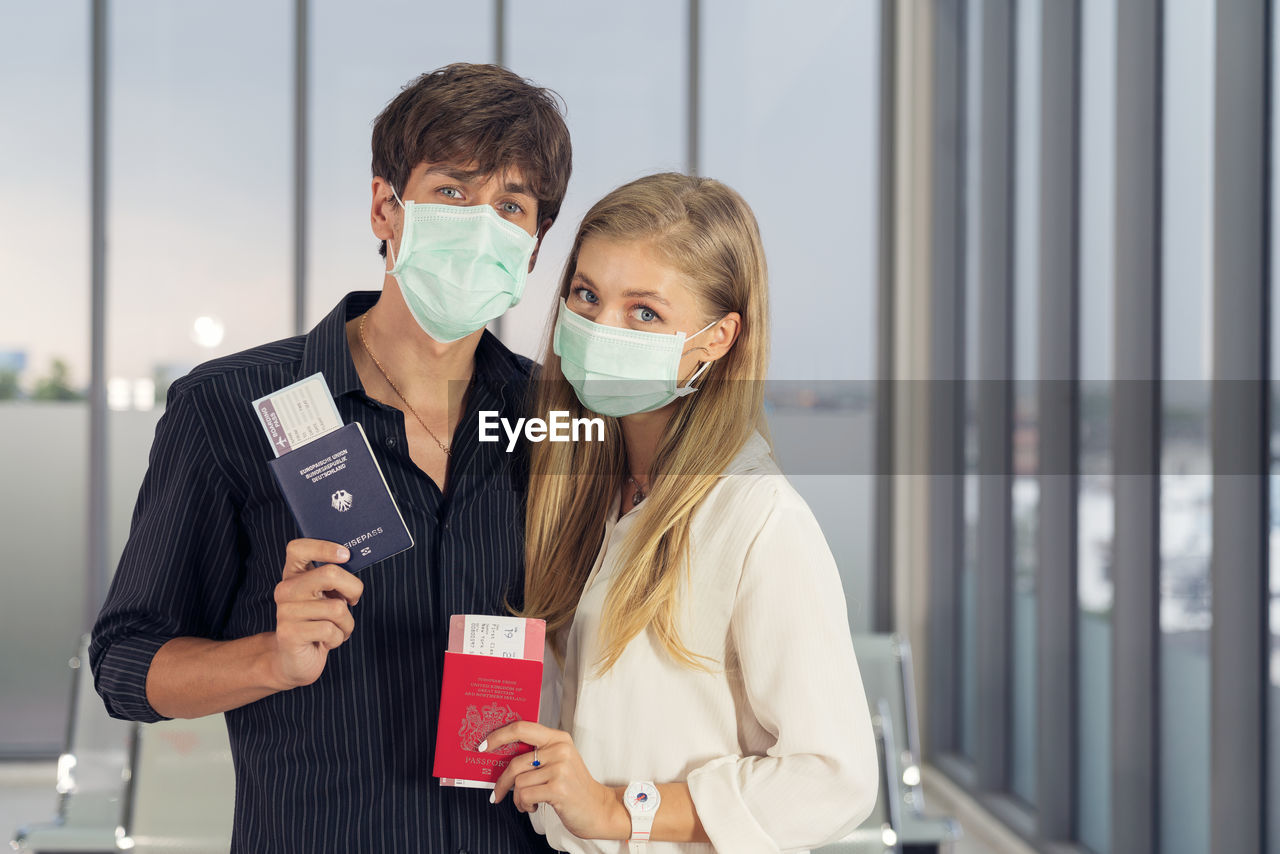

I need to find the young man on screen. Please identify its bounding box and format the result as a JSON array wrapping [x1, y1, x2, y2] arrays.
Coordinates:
[[90, 64, 571, 853]]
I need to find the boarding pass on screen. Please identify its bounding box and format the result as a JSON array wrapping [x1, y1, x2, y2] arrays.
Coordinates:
[[252, 373, 344, 457]]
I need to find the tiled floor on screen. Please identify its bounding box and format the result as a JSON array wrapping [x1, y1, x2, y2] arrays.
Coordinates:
[[5, 757, 1027, 853]]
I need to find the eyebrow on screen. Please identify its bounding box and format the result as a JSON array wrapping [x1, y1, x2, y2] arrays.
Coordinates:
[[623, 289, 671, 306], [571, 274, 672, 307], [501, 179, 531, 197], [423, 165, 534, 199], [423, 165, 479, 183]]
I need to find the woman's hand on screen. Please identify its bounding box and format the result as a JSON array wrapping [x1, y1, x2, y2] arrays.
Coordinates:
[[483, 721, 629, 841]]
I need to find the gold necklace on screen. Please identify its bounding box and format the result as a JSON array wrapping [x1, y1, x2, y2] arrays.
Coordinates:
[[358, 313, 451, 456]]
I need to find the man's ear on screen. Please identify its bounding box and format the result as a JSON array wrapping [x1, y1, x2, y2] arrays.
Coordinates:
[[370, 177, 398, 243], [528, 217, 554, 273]]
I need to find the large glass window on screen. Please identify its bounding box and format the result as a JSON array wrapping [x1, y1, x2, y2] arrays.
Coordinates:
[[503, 0, 688, 359], [929, 0, 1275, 849], [0, 0, 92, 755], [1159, 2, 1215, 852], [305, 0, 495, 326], [1076, 0, 1116, 849], [0, 0, 891, 763], [105, 1, 294, 566], [1009, 0, 1041, 808], [700, 0, 882, 630]]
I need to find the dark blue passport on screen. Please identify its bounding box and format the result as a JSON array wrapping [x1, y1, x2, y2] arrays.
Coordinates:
[[267, 421, 413, 572]]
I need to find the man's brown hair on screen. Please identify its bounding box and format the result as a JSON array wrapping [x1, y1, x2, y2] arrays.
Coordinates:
[[371, 63, 572, 254]]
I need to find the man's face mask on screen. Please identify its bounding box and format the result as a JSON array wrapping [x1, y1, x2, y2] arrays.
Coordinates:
[[385, 184, 537, 343]]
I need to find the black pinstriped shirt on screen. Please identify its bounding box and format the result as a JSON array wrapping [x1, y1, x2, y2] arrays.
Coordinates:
[[91, 292, 555, 854]]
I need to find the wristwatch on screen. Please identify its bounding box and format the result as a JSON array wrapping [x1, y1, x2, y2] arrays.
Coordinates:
[[623, 781, 661, 850]]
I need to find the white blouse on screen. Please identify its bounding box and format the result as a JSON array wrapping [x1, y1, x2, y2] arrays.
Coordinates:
[[530, 432, 878, 853]]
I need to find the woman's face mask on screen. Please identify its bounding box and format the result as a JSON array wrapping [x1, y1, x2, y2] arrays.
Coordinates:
[[552, 236, 729, 417], [385, 184, 536, 343], [554, 298, 719, 418]]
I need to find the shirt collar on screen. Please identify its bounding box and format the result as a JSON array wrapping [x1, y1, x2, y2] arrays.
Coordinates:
[[721, 430, 777, 476], [297, 291, 531, 403], [297, 291, 375, 398]]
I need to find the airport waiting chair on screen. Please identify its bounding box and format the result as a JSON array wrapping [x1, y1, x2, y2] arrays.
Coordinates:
[[11, 635, 235, 854], [848, 634, 963, 854], [12, 635, 135, 853], [815, 698, 904, 854], [121, 714, 235, 853]]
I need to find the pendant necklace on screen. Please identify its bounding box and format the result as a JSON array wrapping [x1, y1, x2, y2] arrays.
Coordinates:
[[626, 475, 647, 507], [358, 313, 451, 456]]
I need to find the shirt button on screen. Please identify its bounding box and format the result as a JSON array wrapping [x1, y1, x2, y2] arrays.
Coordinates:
[[386, 436, 397, 448]]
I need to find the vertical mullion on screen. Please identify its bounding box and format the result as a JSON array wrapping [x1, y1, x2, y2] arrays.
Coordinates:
[[1036, 0, 1080, 839], [1209, 1, 1268, 850], [88, 0, 109, 630], [974, 0, 1014, 793], [491, 0, 506, 339], [874, 0, 897, 634], [687, 0, 700, 176], [292, 0, 307, 336], [495, 0, 505, 67], [1111, 1, 1161, 852], [927, 0, 965, 759]]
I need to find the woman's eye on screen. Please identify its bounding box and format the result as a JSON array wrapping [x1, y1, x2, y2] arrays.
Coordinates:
[[574, 287, 598, 304], [636, 306, 658, 323]]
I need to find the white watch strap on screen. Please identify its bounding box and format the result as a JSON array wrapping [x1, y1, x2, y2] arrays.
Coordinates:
[[629, 819, 653, 847]]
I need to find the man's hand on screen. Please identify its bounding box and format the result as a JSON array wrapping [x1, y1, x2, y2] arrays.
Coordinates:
[[271, 538, 364, 689], [142, 539, 364, 718]]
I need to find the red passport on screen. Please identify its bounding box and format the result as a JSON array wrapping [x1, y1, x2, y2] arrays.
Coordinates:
[[433, 615, 546, 788]]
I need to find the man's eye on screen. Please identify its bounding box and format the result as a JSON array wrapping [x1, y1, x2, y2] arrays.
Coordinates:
[[501, 201, 524, 215], [439, 187, 463, 199]]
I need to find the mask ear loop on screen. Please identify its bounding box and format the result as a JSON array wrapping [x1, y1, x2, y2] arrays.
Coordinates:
[[682, 359, 713, 389], [385, 182, 407, 267], [679, 316, 725, 389]]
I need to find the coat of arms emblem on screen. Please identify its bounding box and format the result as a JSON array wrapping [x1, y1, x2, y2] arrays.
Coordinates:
[[458, 703, 521, 754]]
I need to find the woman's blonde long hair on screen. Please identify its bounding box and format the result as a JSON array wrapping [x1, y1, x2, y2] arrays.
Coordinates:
[[520, 173, 770, 673]]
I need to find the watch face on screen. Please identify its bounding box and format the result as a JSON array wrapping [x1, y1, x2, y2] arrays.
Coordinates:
[[626, 782, 660, 814]]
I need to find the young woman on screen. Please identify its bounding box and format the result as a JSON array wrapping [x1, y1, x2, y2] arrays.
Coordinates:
[[481, 173, 877, 852]]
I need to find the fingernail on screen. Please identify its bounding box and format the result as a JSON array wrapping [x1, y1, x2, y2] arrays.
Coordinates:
[[336, 547, 350, 562], [477, 739, 488, 752], [489, 792, 496, 804]]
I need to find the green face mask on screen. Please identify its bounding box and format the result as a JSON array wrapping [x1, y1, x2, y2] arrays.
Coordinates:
[[386, 187, 536, 343], [553, 299, 717, 417]]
